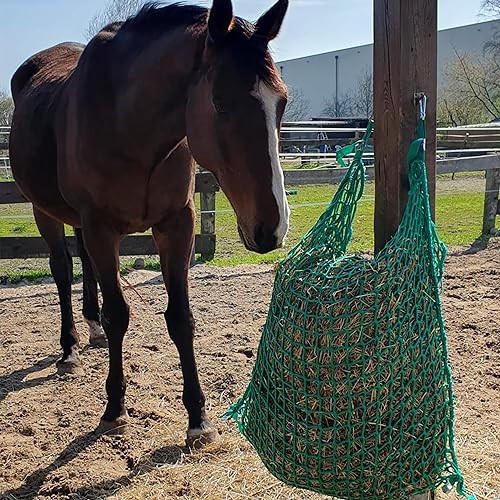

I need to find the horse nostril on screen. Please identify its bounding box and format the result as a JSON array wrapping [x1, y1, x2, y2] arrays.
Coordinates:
[[254, 224, 278, 254]]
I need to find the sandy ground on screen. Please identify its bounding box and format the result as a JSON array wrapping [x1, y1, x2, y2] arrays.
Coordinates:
[[0, 239, 499, 500]]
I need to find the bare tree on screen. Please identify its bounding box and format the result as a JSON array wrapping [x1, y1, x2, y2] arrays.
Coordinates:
[[283, 87, 310, 121], [481, 0, 500, 55], [0, 90, 14, 127], [352, 69, 373, 119], [437, 49, 500, 125], [322, 93, 354, 118], [447, 50, 500, 120], [481, 0, 500, 17], [85, 0, 146, 40], [437, 94, 486, 127], [321, 69, 373, 119]]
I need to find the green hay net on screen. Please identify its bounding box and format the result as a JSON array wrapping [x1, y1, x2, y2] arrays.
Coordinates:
[[225, 119, 475, 499]]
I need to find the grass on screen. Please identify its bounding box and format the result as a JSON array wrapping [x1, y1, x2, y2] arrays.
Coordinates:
[[0, 173, 490, 281], [207, 175, 487, 265], [0, 258, 161, 285]]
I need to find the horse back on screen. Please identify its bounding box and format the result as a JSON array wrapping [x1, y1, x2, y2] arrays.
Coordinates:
[[11, 42, 84, 104]]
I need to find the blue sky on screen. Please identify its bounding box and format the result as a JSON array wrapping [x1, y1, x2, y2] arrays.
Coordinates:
[[0, 0, 485, 92]]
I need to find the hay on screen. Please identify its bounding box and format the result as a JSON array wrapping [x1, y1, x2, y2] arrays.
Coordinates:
[[236, 251, 451, 499], [227, 126, 473, 499]]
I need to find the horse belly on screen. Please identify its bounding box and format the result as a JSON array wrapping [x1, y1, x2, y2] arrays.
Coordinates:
[[58, 144, 195, 234]]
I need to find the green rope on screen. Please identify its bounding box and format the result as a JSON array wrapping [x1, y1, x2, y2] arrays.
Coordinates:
[[226, 118, 475, 499]]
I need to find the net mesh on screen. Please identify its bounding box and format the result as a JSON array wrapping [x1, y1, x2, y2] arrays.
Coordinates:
[[226, 122, 474, 499]]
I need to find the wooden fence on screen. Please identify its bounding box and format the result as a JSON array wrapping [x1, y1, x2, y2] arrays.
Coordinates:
[[1, 154, 499, 261], [279, 125, 500, 154], [3, 126, 500, 156], [0, 172, 219, 260]]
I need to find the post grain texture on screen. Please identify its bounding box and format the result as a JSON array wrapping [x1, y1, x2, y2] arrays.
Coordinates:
[[374, 0, 437, 252], [200, 191, 216, 260], [373, 1, 437, 498], [482, 167, 500, 235]]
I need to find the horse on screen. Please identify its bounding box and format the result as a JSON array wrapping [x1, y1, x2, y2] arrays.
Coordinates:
[[9, 0, 290, 446]]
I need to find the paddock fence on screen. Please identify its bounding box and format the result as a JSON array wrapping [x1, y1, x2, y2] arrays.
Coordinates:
[[0, 173, 219, 260], [0, 124, 499, 261]]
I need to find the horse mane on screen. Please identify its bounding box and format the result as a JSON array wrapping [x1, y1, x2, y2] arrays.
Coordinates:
[[122, 2, 208, 33], [121, 2, 285, 94]]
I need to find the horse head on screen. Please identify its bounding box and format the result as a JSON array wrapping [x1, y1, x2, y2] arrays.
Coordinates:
[[187, 0, 290, 254]]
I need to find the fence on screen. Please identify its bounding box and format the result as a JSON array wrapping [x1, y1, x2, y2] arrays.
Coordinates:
[[0, 173, 219, 260], [1, 125, 499, 261], [279, 123, 500, 166], [286, 155, 500, 235]]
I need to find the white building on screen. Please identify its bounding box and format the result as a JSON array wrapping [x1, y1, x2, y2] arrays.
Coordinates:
[[278, 20, 500, 118]]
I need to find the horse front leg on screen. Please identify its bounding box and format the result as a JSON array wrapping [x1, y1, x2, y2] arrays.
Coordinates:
[[153, 203, 219, 448], [82, 221, 129, 434]]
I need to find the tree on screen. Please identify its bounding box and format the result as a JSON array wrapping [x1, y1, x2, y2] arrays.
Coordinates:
[[481, 0, 500, 17], [481, 0, 500, 55], [322, 93, 354, 118], [283, 87, 310, 121], [0, 90, 14, 127], [437, 91, 486, 127], [321, 69, 373, 119], [438, 50, 500, 126], [85, 0, 146, 40], [438, 4, 500, 125], [352, 69, 373, 119]]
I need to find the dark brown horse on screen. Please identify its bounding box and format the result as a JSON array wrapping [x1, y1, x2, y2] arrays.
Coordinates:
[[9, 0, 289, 445]]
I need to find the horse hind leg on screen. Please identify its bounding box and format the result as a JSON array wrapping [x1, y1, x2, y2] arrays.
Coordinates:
[[33, 208, 83, 375], [75, 228, 107, 347]]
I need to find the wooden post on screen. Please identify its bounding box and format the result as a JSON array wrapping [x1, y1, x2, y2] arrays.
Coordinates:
[[374, 1, 437, 499], [200, 191, 216, 260], [190, 245, 196, 267], [374, 0, 437, 252], [482, 167, 500, 236]]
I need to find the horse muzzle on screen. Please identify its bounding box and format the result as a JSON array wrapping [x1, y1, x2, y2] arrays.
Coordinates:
[[238, 223, 281, 254]]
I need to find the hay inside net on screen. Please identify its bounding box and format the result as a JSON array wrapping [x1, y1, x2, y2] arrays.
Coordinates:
[[226, 124, 475, 499]]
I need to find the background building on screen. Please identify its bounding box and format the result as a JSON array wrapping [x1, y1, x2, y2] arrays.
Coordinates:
[[278, 20, 500, 119]]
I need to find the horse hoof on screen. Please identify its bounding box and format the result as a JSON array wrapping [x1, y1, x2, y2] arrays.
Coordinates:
[[96, 413, 129, 436], [186, 421, 220, 449], [56, 357, 84, 376], [86, 320, 108, 348], [89, 334, 108, 348]]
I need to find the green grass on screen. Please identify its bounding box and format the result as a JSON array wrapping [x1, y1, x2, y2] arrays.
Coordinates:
[[0, 174, 491, 280], [207, 176, 486, 266], [0, 258, 160, 284]]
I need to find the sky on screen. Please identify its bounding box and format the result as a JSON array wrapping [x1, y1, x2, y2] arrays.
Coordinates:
[[0, 0, 486, 93]]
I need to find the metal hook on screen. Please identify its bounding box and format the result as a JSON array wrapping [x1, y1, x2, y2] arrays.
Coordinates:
[[414, 92, 427, 120]]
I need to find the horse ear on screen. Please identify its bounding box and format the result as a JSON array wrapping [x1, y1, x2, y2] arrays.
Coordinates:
[[208, 0, 234, 45], [254, 0, 289, 42]]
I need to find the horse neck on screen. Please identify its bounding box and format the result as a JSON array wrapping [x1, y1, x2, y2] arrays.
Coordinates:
[[115, 27, 206, 159]]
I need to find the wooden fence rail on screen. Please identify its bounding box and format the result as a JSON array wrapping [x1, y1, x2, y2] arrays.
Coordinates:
[[3, 126, 500, 155], [0, 155, 499, 261], [0, 171, 219, 261]]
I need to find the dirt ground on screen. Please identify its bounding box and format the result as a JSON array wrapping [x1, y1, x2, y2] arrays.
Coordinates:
[[0, 239, 499, 500]]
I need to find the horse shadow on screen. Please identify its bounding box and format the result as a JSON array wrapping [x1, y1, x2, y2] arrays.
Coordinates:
[[1, 430, 185, 499], [0, 355, 58, 403], [1, 430, 99, 499], [70, 445, 186, 498]]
